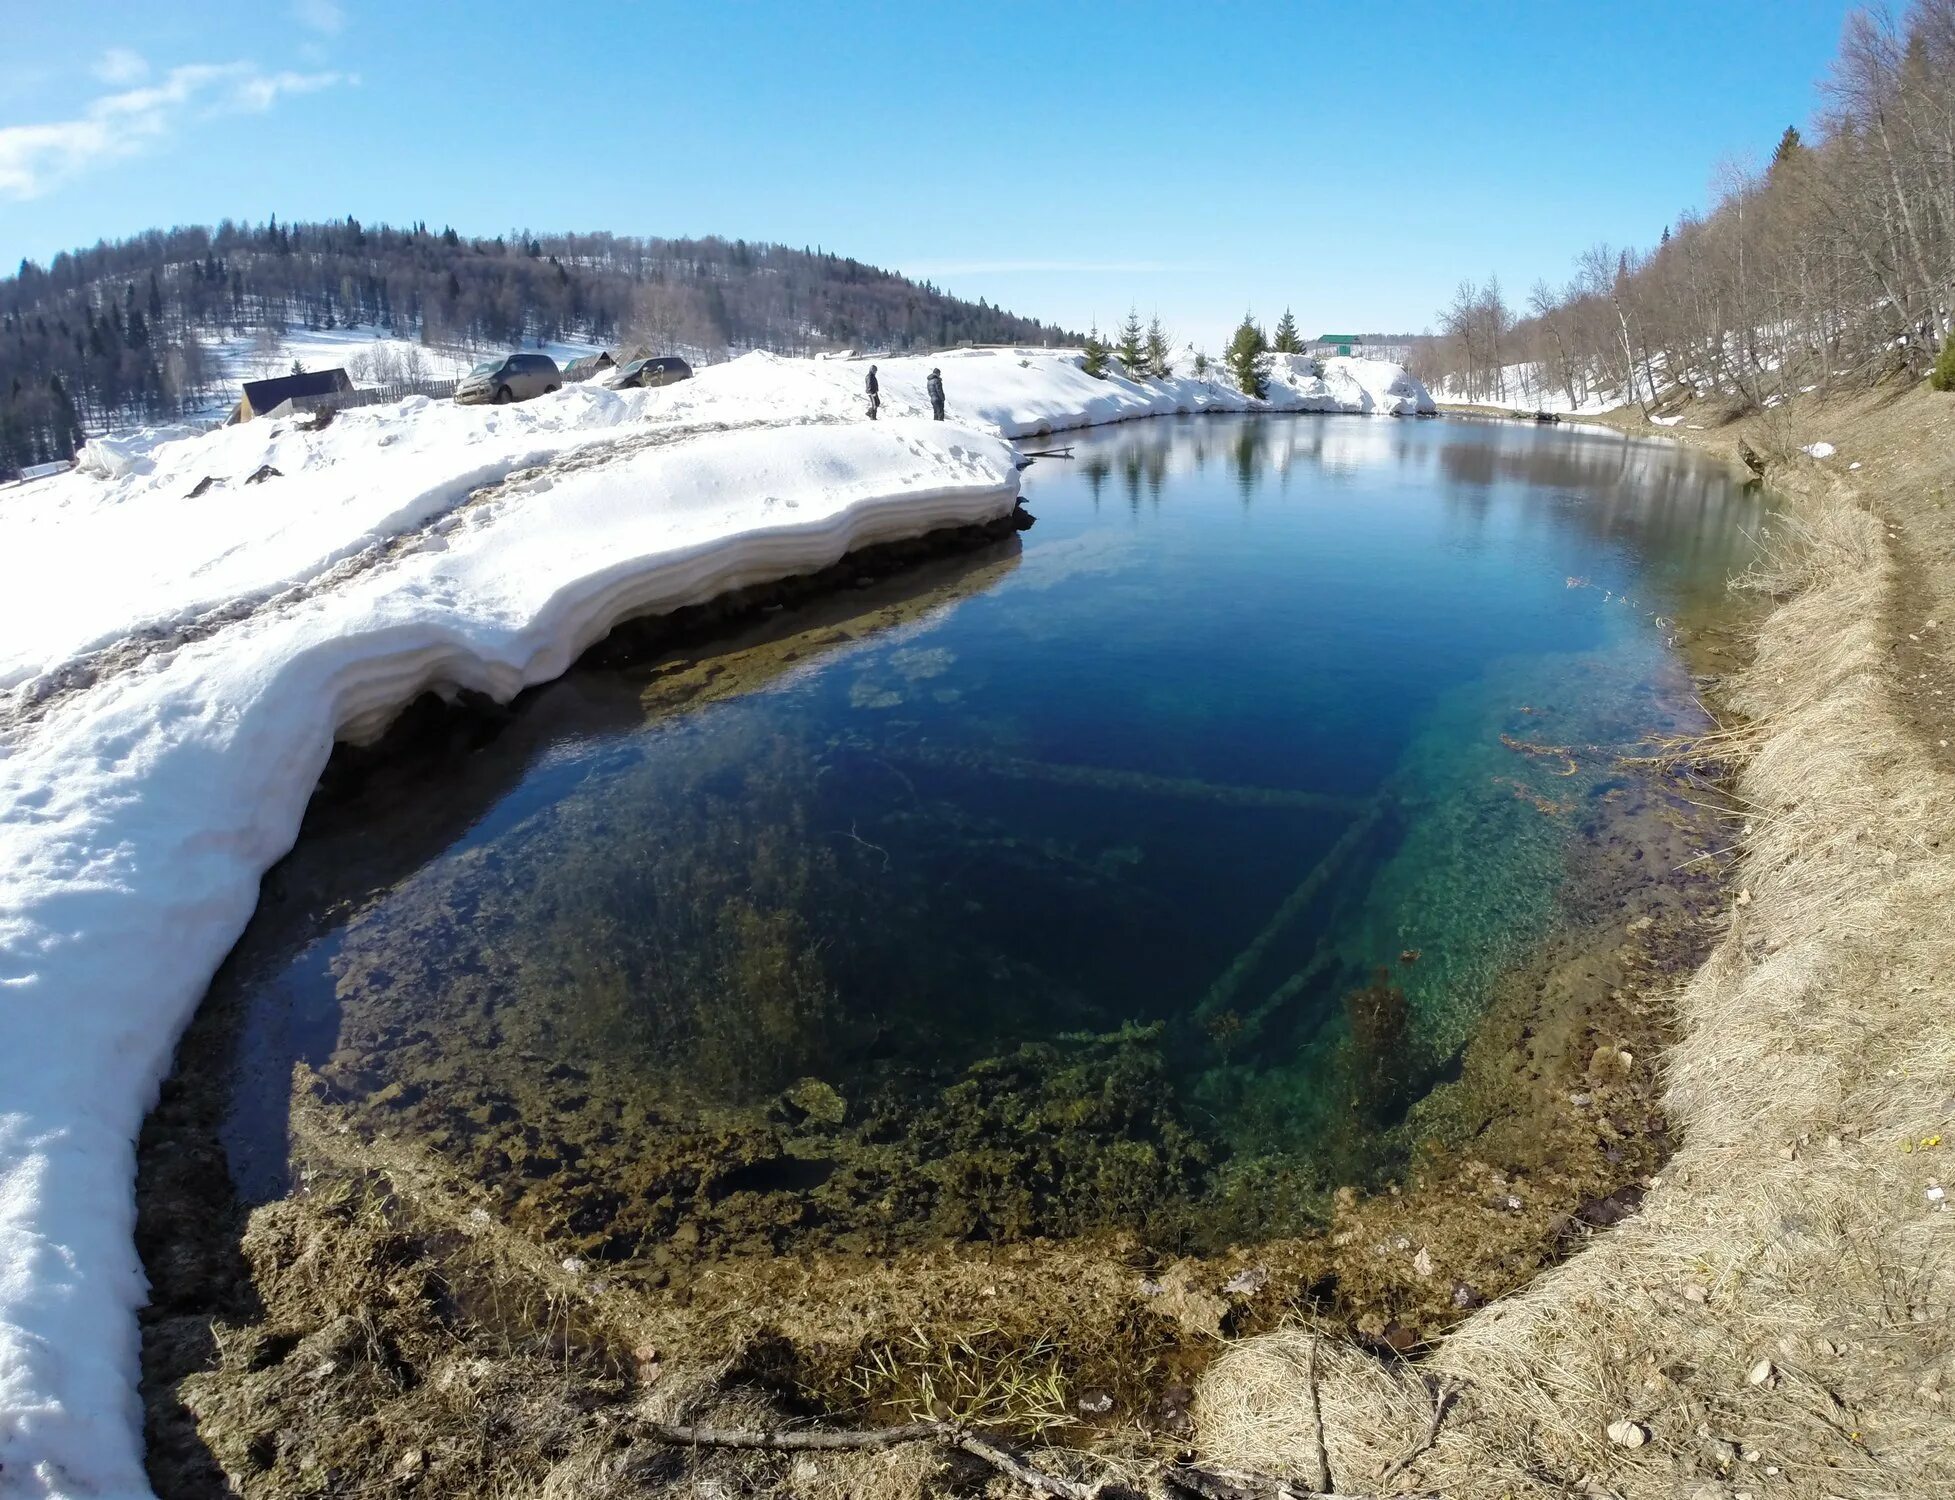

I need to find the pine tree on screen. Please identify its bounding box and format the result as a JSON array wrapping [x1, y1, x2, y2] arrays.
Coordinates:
[[1082, 323, 1110, 379], [1271, 308, 1303, 354], [1225, 314, 1270, 399], [1931, 332, 1955, 393], [1772, 125, 1804, 167], [46, 374, 81, 459], [1143, 316, 1174, 378], [1116, 308, 1145, 374], [1193, 351, 1209, 377]]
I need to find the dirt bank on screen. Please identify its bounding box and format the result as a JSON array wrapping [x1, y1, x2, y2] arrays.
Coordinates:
[[1197, 385, 1955, 1498]]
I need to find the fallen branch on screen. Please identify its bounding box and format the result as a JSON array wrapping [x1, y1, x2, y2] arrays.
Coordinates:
[[641, 1418, 1094, 1498], [639, 1414, 1433, 1500], [641, 1418, 944, 1452], [1374, 1376, 1460, 1487], [1305, 1337, 1333, 1497], [1162, 1465, 1430, 1500], [955, 1430, 1095, 1500]]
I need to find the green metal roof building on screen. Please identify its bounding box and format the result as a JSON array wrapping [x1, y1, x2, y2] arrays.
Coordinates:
[[1311, 334, 1363, 356]]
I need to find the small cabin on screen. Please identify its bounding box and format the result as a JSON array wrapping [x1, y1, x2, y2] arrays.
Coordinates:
[[230, 368, 354, 423], [562, 352, 616, 383], [1307, 334, 1363, 358]]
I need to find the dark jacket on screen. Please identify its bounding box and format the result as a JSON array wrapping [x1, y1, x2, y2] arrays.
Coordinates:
[[865, 367, 879, 396], [926, 372, 944, 403]]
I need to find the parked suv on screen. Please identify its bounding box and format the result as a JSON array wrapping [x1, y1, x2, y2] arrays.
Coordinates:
[[455, 353, 562, 405], [605, 355, 693, 390]]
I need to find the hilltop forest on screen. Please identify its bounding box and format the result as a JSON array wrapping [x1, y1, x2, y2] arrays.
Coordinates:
[[0, 220, 1076, 475], [1413, 1, 1955, 410]]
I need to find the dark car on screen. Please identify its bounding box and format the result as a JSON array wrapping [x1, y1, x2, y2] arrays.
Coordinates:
[[605, 356, 693, 390], [455, 353, 562, 405]]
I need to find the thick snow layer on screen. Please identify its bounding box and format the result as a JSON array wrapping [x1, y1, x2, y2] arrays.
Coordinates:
[[1434, 361, 1624, 415], [204, 323, 603, 389], [0, 346, 1430, 1498]]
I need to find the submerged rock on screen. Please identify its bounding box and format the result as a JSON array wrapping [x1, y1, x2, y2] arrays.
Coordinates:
[[780, 1077, 848, 1126]]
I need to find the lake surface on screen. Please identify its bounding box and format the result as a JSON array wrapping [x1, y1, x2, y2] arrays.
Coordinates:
[[213, 414, 1758, 1259]]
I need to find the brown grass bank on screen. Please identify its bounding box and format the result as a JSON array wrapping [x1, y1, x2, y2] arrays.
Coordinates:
[[1199, 387, 1955, 1498]]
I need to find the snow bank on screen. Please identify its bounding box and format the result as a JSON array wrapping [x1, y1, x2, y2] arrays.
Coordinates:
[[0, 345, 1430, 1498], [72, 425, 209, 480]]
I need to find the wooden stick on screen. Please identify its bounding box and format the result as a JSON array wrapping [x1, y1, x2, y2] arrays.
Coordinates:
[[1373, 1376, 1460, 1487], [641, 1418, 946, 1451], [641, 1418, 1095, 1498], [953, 1430, 1095, 1500], [1305, 1337, 1333, 1497]]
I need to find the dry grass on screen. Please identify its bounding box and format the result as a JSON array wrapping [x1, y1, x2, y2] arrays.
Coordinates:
[[1198, 455, 1955, 1497]]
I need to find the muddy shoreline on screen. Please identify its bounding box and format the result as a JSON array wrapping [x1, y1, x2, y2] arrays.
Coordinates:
[[133, 467, 1760, 1496]]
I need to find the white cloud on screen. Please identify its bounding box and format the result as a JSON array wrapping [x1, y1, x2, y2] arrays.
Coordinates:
[[291, 0, 347, 36], [0, 62, 355, 200], [92, 49, 149, 86]]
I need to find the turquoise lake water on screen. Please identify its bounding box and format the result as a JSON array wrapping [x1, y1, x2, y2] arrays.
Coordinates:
[[216, 414, 1760, 1246]]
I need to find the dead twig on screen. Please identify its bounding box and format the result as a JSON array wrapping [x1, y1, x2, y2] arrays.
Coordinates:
[[1374, 1376, 1460, 1488], [640, 1418, 1095, 1498], [1162, 1464, 1428, 1500], [1305, 1337, 1332, 1497], [641, 1418, 944, 1452], [954, 1429, 1095, 1500]]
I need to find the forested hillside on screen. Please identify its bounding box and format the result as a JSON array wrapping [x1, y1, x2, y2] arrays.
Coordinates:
[[1413, 0, 1955, 411], [0, 220, 1075, 474]]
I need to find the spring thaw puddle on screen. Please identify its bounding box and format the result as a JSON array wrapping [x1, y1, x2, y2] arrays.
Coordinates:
[[210, 415, 1758, 1260]]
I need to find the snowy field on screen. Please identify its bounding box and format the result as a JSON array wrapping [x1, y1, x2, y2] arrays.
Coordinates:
[[202, 323, 606, 396], [0, 348, 1430, 1498]]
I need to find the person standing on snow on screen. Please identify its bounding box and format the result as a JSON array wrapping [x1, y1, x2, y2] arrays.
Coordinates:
[[865, 363, 880, 421], [927, 367, 946, 421]]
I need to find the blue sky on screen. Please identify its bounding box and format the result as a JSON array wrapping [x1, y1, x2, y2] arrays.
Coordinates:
[[1, 1, 1852, 349]]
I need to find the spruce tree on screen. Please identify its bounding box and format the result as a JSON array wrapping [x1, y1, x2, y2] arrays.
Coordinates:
[[1144, 316, 1174, 378], [1116, 308, 1145, 374], [1272, 308, 1303, 354], [1931, 332, 1955, 393], [1082, 323, 1110, 379], [46, 375, 81, 459], [1225, 314, 1270, 399]]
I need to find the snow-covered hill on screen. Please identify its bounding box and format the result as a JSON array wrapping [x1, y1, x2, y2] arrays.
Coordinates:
[[0, 347, 1431, 1499]]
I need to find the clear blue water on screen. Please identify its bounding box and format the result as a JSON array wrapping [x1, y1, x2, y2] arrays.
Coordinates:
[[218, 414, 1758, 1249]]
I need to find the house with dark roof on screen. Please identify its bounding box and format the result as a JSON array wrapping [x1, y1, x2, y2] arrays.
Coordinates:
[[229, 368, 355, 423]]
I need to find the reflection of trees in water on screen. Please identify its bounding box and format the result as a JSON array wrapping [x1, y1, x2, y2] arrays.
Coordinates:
[[1428, 427, 1758, 597], [1232, 425, 1262, 496], [1082, 454, 1109, 506]]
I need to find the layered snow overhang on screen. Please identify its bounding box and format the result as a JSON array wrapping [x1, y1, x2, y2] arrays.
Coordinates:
[[0, 348, 1433, 1498]]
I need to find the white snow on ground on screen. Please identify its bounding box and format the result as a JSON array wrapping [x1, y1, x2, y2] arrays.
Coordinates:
[[204, 323, 603, 389], [1433, 361, 1624, 415], [183, 324, 607, 421], [0, 347, 1430, 1498], [1802, 441, 1837, 459]]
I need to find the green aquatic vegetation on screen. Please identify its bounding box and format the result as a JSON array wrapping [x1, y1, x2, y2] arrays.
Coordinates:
[[1344, 964, 1413, 1123]]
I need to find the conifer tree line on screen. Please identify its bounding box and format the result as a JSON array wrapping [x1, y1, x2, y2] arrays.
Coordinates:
[[1083, 307, 1181, 381], [1414, 0, 1955, 409], [0, 219, 1077, 476], [1082, 305, 1313, 393]]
